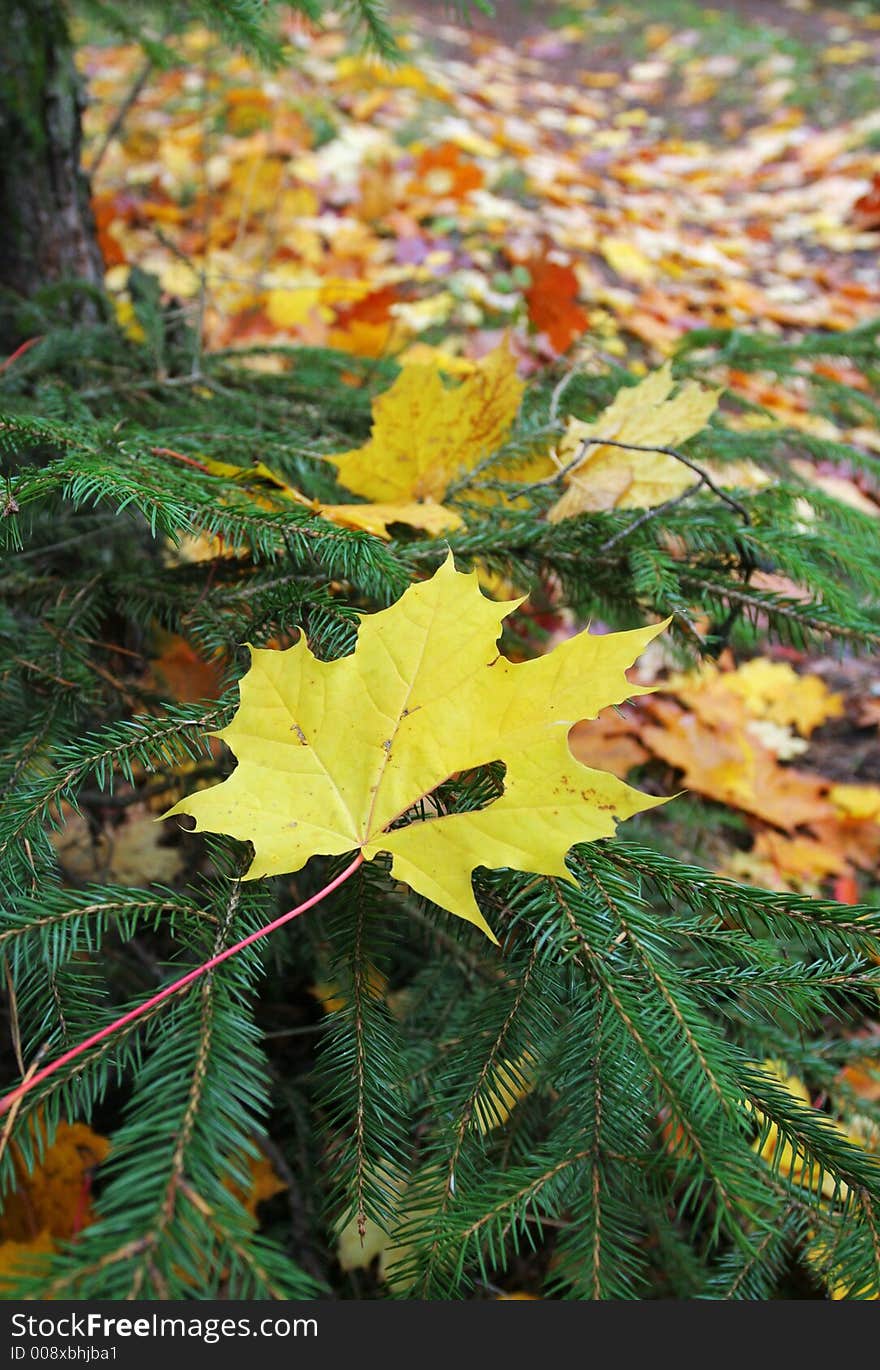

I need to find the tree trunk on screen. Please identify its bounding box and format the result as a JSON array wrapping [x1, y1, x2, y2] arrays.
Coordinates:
[[0, 0, 103, 347]]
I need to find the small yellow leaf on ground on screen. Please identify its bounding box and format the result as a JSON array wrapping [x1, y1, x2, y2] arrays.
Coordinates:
[[600, 237, 656, 282], [829, 784, 880, 822], [722, 658, 844, 736], [665, 657, 843, 737]]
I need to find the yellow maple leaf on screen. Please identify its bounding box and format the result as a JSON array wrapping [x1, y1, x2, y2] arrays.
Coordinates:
[[194, 456, 462, 543], [549, 362, 722, 521], [722, 658, 844, 737], [665, 657, 844, 738], [327, 343, 525, 507], [166, 556, 665, 940], [314, 499, 462, 540]]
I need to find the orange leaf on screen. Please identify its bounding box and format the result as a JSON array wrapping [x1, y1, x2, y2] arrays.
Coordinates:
[[853, 173, 880, 231], [642, 698, 833, 830], [409, 143, 484, 201], [568, 706, 649, 779], [151, 634, 224, 703], [524, 259, 589, 354], [0, 1121, 109, 1245]]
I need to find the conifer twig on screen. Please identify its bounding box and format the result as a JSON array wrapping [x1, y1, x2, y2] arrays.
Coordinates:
[[0, 853, 365, 1116]]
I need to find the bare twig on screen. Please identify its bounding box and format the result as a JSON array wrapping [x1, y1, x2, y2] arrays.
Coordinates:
[[548, 368, 578, 423], [3, 956, 25, 1078], [598, 478, 706, 554], [532, 434, 752, 524]]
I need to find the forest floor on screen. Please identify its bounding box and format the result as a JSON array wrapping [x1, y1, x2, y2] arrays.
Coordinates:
[[74, 0, 880, 905]]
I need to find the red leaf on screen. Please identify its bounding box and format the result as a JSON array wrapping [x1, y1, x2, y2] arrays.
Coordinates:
[[524, 259, 589, 354]]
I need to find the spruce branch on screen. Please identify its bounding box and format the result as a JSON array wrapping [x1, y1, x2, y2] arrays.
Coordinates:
[[0, 855, 364, 1116]]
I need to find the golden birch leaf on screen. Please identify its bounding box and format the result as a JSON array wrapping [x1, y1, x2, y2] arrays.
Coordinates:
[[165, 555, 666, 940], [327, 343, 525, 506], [549, 362, 722, 521]]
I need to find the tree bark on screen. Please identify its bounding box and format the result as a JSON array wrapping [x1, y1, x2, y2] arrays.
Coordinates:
[[0, 0, 103, 347]]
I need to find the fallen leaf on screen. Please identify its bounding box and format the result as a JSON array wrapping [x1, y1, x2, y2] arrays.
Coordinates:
[[309, 964, 387, 1014], [642, 697, 833, 830], [830, 784, 880, 822], [667, 658, 844, 738], [568, 705, 650, 778], [807, 816, 880, 873], [473, 1050, 536, 1133], [0, 1121, 110, 1247], [600, 237, 656, 283], [194, 455, 461, 543], [749, 1060, 844, 1202], [524, 258, 589, 354], [336, 1164, 409, 1275], [753, 830, 847, 885], [408, 142, 484, 202], [166, 555, 666, 938], [327, 342, 525, 508], [226, 1155, 286, 1218], [549, 362, 722, 520], [314, 499, 462, 540], [151, 633, 224, 703], [50, 804, 183, 886], [853, 173, 880, 231], [106, 807, 184, 886]]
